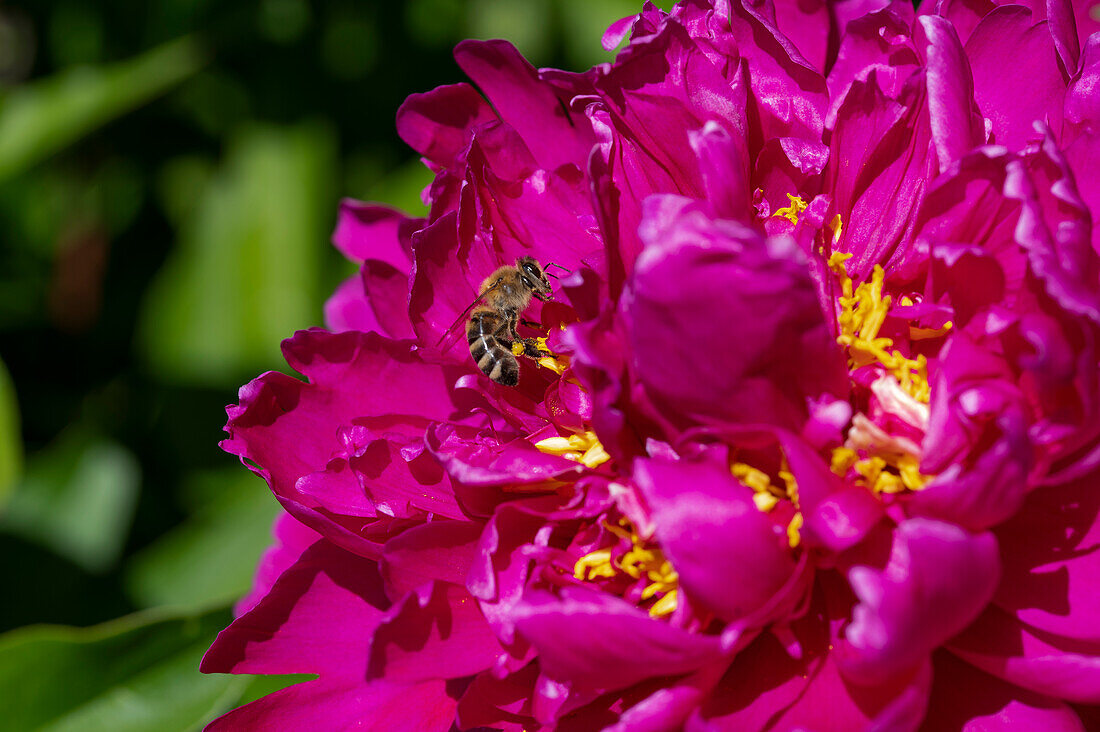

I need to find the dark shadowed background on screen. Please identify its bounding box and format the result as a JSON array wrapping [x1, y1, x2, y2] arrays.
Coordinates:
[[0, 1, 672, 727]]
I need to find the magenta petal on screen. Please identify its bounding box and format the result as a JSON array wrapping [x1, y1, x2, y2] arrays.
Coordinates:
[[948, 603, 1100, 704], [331, 200, 415, 271], [691, 613, 931, 732], [425, 423, 583, 489], [922, 650, 1088, 732], [395, 82, 496, 167], [779, 432, 885, 552], [201, 539, 388, 678], [351, 432, 465, 520], [918, 14, 984, 171], [323, 273, 379, 334], [222, 330, 467, 501], [234, 514, 321, 617], [836, 518, 1000, 683], [380, 519, 483, 599], [204, 678, 457, 732], [453, 40, 592, 172], [296, 457, 376, 519], [368, 580, 502, 683], [361, 260, 415, 339], [633, 455, 799, 624], [688, 120, 751, 223], [826, 68, 937, 279], [627, 196, 846, 432], [993, 474, 1100, 643], [728, 0, 829, 141], [512, 587, 725, 693], [965, 5, 1066, 151]]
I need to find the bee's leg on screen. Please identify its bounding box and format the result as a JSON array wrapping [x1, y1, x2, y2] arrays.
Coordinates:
[[519, 338, 553, 359], [519, 318, 543, 330], [505, 309, 521, 341]]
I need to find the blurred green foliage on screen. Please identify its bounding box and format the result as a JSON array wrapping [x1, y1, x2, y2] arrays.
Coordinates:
[[0, 0, 672, 728]]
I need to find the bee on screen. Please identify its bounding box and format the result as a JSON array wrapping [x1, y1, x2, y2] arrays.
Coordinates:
[[440, 257, 564, 386]]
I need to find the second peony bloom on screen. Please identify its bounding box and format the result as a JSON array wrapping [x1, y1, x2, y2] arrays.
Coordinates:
[[203, 1, 1100, 730]]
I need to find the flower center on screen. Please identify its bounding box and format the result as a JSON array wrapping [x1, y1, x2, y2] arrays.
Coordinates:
[[731, 460, 803, 548], [827, 252, 944, 404], [573, 520, 679, 618]]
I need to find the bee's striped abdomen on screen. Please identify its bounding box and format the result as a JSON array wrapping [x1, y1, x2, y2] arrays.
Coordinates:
[[467, 309, 520, 386]]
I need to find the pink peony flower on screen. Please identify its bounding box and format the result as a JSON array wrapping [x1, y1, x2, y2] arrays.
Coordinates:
[[202, 1, 1100, 729]]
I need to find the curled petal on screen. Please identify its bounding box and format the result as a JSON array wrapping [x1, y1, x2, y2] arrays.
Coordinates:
[[628, 196, 846, 433], [949, 603, 1100, 704], [922, 650, 1088, 732], [512, 587, 726, 693], [634, 455, 801, 625], [837, 518, 1000, 683]]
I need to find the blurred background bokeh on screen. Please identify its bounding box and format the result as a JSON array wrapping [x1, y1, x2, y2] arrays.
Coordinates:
[[0, 1, 672, 727]]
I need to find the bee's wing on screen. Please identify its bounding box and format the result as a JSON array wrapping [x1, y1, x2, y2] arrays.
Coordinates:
[[434, 278, 503, 347]]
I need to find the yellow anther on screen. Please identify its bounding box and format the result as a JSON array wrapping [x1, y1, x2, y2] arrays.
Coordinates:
[[773, 193, 809, 225], [536, 430, 610, 468], [574, 549, 615, 580], [910, 321, 954, 341], [897, 454, 931, 492], [787, 512, 804, 548], [579, 441, 611, 469], [514, 336, 571, 373], [828, 213, 844, 244], [753, 491, 780, 512], [830, 447, 858, 475], [573, 519, 679, 618], [649, 588, 678, 618], [734, 459, 802, 548], [828, 255, 931, 403], [731, 463, 774, 494], [831, 446, 932, 496]]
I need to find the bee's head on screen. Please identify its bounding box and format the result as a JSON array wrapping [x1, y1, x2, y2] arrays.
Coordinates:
[[517, 256, 553, 301]]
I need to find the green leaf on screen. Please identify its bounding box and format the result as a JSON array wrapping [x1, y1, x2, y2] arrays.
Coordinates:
[[139, 122, 336, 385], [0, 356, 21, 506], [126, 470, 281, 610], [0, 429, 140, 573], [0, 607, 241, 732], [0, 607, 311, 732], [360, 156, 433, 216], [468, 0, 553, 66], [0, 37, 205, 182]]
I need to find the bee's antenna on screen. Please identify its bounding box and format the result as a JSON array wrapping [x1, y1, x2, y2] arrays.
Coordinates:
[[545, 262, 572, 274]]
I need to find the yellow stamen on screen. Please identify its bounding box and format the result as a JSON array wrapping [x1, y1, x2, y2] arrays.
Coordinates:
[[910, 321, 954, 341], [786, 512, 804, 548], [828, 213, 844, 244], [573, 549, 616, 580], [732, 460, 802, 548], [772, 193, 809, 225], [535, 430, 610, 468], [830, 446, 933, 495], [572, 520, 679, 618], [648, 589, 678, 618], [828, 253, 931, 403]]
